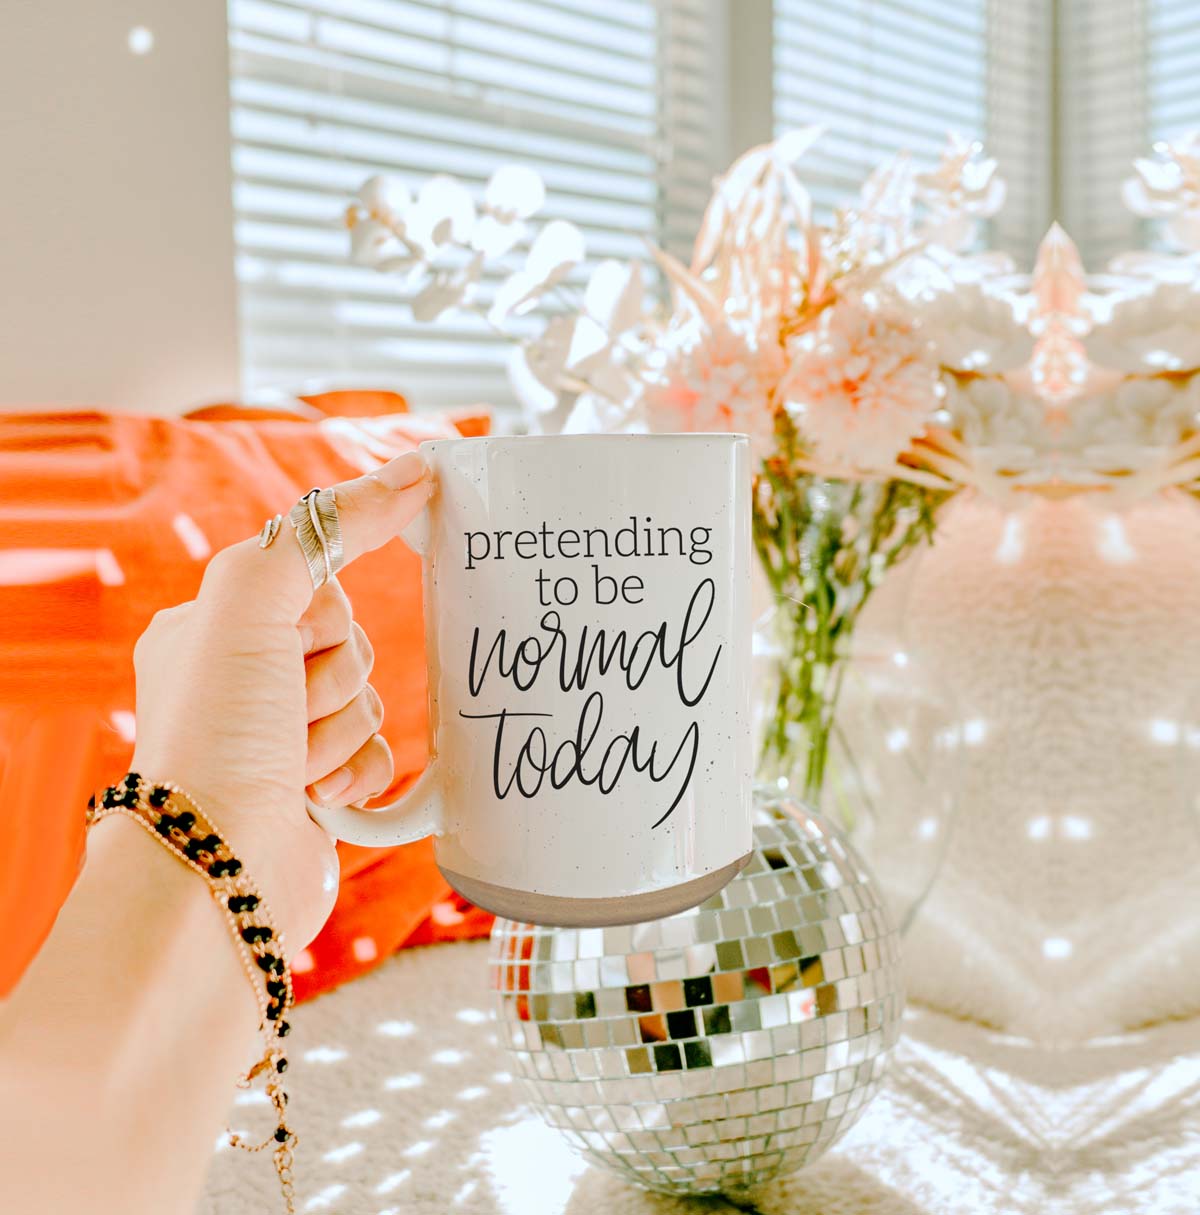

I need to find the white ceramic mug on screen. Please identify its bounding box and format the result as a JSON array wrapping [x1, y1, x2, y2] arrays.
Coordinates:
[[308, 434, 754, 926]]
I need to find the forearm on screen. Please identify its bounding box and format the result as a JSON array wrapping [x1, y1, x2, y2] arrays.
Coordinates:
[[0, 454, 425, 1212], [0, 814, 261, 1215]]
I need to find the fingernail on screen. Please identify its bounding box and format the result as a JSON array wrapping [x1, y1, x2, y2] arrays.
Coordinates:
[[299, 625, 315, 654], [376, 450, 427, 490], [314, 766, 354, 803]]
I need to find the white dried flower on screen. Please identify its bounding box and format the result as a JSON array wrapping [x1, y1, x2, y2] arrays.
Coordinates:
[[1085, 274, 1200, 374]]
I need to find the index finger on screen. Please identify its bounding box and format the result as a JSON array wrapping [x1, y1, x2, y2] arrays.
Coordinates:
[[199, 450, 433, 623]]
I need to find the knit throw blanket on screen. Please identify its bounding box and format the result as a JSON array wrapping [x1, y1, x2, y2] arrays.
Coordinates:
[[202, 940, 1200, 1215]]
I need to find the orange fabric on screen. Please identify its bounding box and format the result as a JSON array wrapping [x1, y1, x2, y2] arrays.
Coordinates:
[[187, 392, 492, 437], [0, 399, 495, 1002], [297, 389, 412, 418]]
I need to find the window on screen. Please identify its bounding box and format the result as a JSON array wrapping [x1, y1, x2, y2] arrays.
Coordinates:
[[1059, 0, 1200, 265], [773, 0, 1052, 262], [227, 0, 720, 409], [774, 1, 989, 210], [1149, 0, 1200, 142], [229, 0, 1200, 406]]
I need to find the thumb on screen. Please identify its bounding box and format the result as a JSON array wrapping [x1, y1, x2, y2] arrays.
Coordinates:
[[198, 450, 433, 623]]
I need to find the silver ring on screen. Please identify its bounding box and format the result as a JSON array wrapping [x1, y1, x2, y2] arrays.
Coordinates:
[[258, 514, 283, 549], [288, 487, 344, 590]]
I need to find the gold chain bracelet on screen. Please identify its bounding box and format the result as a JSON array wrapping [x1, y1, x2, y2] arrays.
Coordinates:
[[87, 773, 298, 1214]]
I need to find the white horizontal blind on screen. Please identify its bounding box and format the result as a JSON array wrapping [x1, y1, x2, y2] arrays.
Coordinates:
[[772, 0, 1050, 262], [227, 0, 719, 409], [1148, 2, 1200, 147], [985, 0, 1053, 263]]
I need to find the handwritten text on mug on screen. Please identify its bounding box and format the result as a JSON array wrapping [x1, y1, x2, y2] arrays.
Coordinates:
[[458, 517, 721, 828]]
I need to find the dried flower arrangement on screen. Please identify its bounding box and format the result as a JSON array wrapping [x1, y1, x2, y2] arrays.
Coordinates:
[[345, 128, 1200, 803]]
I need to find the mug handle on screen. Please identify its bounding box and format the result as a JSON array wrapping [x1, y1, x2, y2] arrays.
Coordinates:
[[305, 766, 443, 846], [305, 468, 444, 846]]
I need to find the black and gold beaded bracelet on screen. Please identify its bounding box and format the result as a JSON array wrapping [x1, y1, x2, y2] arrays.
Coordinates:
[[87, 773, 298, 1213]]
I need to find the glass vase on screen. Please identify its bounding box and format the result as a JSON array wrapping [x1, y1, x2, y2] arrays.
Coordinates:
[[752, 549, 962, 935]]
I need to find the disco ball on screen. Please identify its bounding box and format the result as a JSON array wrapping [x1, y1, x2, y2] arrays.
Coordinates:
[[488, 793, 904, 1196]]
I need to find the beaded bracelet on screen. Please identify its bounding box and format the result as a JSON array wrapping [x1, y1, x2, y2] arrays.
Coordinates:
[[87, 772, 298, 1214]]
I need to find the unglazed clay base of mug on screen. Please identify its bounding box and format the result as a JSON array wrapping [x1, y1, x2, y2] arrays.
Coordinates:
[[438, 851, 755, 928]]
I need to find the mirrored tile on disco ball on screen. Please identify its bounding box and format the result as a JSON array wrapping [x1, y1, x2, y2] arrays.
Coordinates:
[[490, 800, 904, 1196]]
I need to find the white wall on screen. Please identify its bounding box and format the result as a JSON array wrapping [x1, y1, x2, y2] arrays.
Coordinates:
[[0, 0, 240, 413]]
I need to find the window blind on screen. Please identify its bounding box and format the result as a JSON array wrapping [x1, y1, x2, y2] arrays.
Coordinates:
[[227, 0, 720, 409], [1148, 1, 1200, 146], [985, 0, 1053, 263], [772, 0, 1051, 262]]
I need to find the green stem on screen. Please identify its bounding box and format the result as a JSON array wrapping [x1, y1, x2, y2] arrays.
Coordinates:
[[752, 451, 953, 812]]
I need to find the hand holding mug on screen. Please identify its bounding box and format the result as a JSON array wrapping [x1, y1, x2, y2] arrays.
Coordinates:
[[129, 452, 432, 948], [308, 434, 754, 927]]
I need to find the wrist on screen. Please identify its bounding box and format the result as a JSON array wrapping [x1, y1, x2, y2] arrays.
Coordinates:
[[87, 776, 302, 1200], [220, 806, 341, 954], [0, 813, 260, 1215], [125, 762, 340, 951], [88, 813, 256, 1010]]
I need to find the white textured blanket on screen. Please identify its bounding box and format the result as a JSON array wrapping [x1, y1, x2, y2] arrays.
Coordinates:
[[201, 940, 1200, 1215]]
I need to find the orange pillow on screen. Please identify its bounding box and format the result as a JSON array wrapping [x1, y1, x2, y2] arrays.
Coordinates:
[[0, 400, 495, 1002]]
